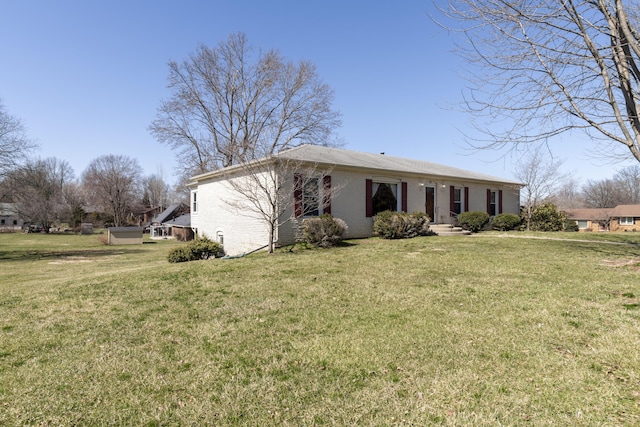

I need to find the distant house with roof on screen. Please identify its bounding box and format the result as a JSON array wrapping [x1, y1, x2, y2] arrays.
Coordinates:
[[134, 206, 164, 228], [162, 213, 193, 241], [564, 204, 640, 232], [0, 203, 22, 232], [609, 205, 640, 232], [564, 208, 613, 232], [149, 203, 191, 239], [188, 145, 522, 256]]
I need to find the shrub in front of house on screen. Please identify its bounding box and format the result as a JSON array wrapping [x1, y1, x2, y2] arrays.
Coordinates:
[[491, 213, 522, 231], [373, 211, 431, 239], [456, 211, 490, 233], [564, 220, 580, 232], [530, 203, 566, 231], [167, 236, 224, 263], [167, 246, 192, 263], [301, 214, 348, 247]]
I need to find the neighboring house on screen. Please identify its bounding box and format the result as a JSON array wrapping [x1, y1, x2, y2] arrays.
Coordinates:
[[564, 208, 612, 232], [163, 214, 194, 241], [134, 206, 164, 228], [188, 145, 522, 256], [609, 205, 640, 232], [0, 203, 23, 232], [149, 203, 190, 239], [564, 204, 640, 232]]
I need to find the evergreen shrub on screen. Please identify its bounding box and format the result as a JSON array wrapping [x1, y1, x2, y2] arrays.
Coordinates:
[[564, 220, 580, 232], [530, 203, 566, 232], [456, 211, 490, 233], [491, 213, 522, 231], [167, 236, 224, 263]]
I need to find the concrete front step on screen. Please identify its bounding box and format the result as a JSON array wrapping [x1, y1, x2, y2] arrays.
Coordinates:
[[429, 224, 472, 236]]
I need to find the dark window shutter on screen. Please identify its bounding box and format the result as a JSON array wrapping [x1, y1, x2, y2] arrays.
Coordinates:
[[401, 182, 408, 212], [464, 187, 469, 212], [323, 175, 332, 215], [294, 173, 302, 217], [487, 189, 491, 214], [366, 179, 373, 217], [498, 189, 503, 214], [449, 185, 455, 213]]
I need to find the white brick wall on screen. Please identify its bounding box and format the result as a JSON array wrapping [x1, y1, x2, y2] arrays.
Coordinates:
[[191, 173, 272, 256]]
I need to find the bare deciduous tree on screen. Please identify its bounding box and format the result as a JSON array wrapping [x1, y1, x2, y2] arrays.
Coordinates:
[[515, 147, 570, 230], [61, 181, 87, 228], [7, 157, 74, 231], [222, 155, 341, 253], [82, 154, 142, 227], [582, 178, 622, 208], [550, 176, 585, 210], [439, 0, 640, 163], [613, 165, 640, 204], [581, 164, 640, 207], [149, 32, 342, 178], [142, 172, 170, 211], [0, 99, 37, 178]]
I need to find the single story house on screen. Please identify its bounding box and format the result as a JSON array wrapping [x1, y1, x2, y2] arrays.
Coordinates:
[[564, 204, 640, 232], [163, 214, 194, 241], [610, 205, 640, 231], [188, 145, 522, 255], [563, 208, 612, 232], [0, 203, 23, 232]]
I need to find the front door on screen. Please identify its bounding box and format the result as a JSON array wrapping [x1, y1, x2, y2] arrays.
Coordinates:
[[425, 186, 435, 223]]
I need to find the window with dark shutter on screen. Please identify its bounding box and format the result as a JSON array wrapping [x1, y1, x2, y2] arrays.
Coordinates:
[[451, 186, 462, 215], [464, 187, 469, 212], [366, 179, 373, 217], [294, 174, 303, 217], [487, 189, 497, 216], [367, 179, 401, 216], [303, 179, 320, 216], [401, 182, 408, 212], [323, 175, 332, 215]]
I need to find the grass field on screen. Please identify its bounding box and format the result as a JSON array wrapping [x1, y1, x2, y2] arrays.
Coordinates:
[[1, 231, 639, 425]]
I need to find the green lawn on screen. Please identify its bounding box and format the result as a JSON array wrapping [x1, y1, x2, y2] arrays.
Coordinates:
[[1, 231, 639, 425]]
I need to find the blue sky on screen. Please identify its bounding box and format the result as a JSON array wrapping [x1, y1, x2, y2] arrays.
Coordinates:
[[2, 1, 635, 185]]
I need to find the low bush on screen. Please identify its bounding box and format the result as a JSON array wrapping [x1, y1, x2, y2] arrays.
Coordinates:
[[301, 215, 348, 247], [564, 220, 580, 232], [456, 211, 490, 233], [167, 246, 192, 263], [491, 213, 521, 231], [373, 211, 431, 239], [167, 236, 224, 263]]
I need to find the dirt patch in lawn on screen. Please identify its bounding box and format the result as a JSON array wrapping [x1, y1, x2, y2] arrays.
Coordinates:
[[601, 258, 640, 268]]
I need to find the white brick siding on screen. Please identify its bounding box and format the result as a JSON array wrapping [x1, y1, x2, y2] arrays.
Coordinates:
[[191, 173, 272, 256]]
